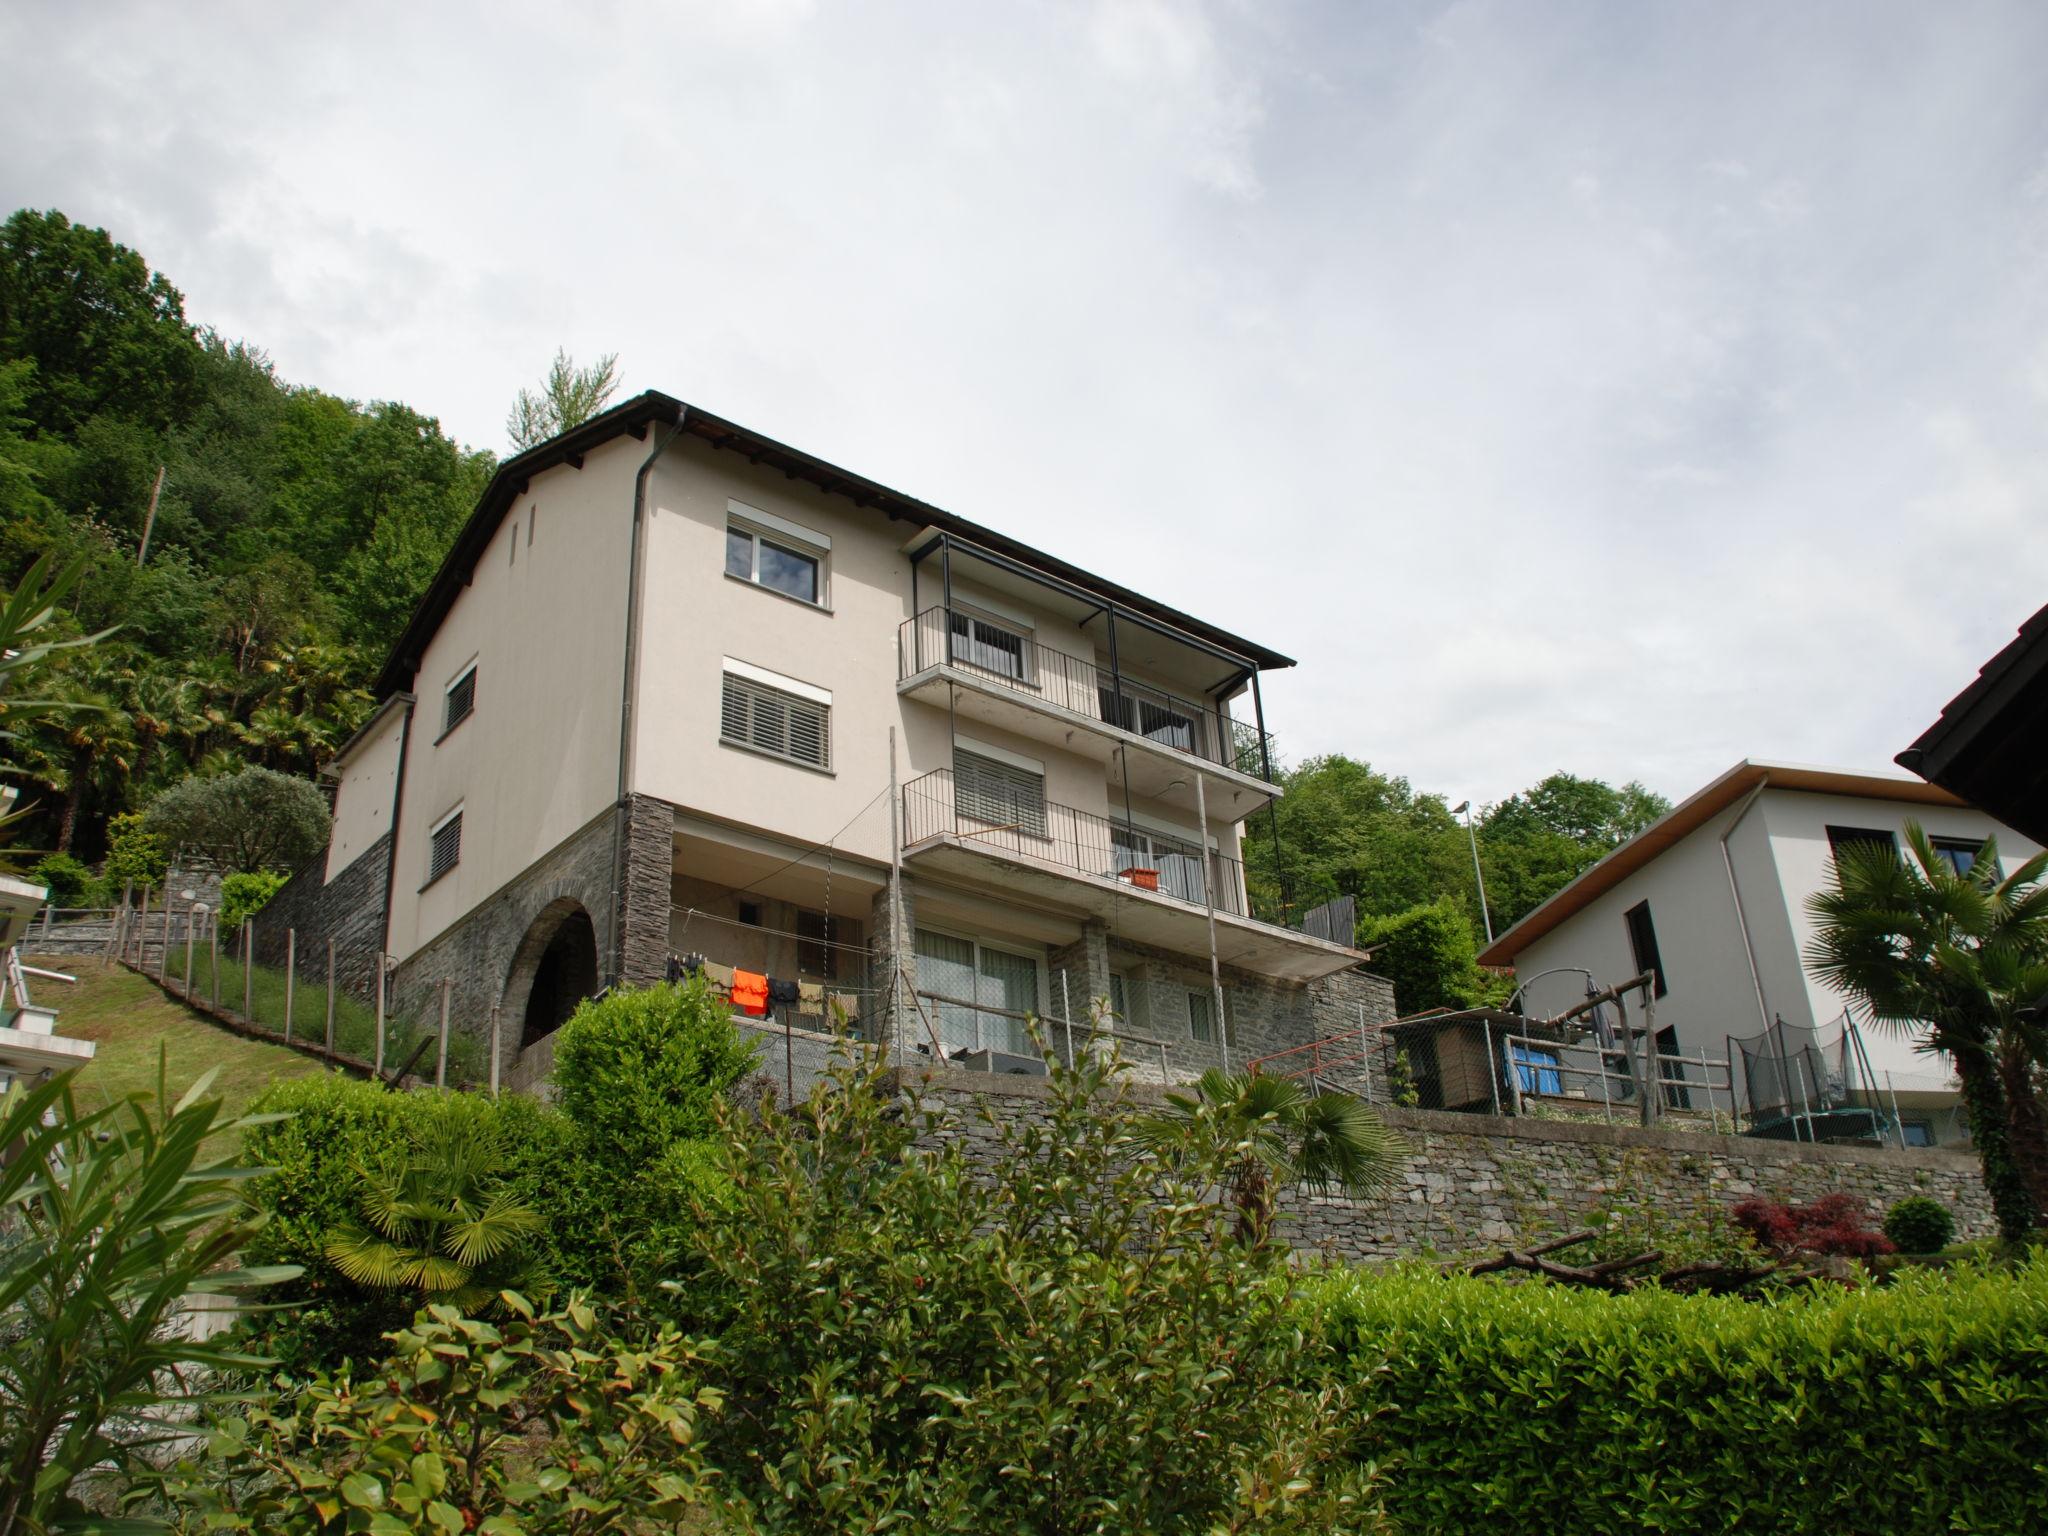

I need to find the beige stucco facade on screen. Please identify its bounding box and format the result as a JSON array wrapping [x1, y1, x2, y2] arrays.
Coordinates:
[[317, 395, 1361, 1069], [378, 435, 641, 963]]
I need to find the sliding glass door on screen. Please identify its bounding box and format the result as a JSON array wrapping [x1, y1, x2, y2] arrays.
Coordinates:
[[915, 929, 1039, 1055]]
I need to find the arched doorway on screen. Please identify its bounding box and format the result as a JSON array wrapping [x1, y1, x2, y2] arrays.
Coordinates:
[[506, 898, 600, 1052]]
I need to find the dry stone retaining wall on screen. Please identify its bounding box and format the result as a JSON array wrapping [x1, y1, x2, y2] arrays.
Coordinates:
[[897, 1065, 1995, 1260]]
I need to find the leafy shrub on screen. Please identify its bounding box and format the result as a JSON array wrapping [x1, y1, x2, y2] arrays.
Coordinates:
[[684, 1043, 1387, 1534], [102, 809, 168, 894], [27, 850, 92, 908], [218, 868, 286, 930], [145, 765, 329, 874], [157, 1296, 720, 1531], [236, 1074, 574, 1374], [547, 977, 759, 1291], [1357, 898, 1482, 1014], [1732, 1192, 1894, 1259], [1311, 1257, 2048, 1535], [1885, 1195, 1957, 1254], [0, 1065, 298, 1536]]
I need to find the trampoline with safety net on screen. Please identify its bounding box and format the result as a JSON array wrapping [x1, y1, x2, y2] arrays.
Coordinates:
[[1728, 1014, 1892, 1144]]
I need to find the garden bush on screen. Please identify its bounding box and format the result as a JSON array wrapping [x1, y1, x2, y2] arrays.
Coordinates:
[[27, 850, 93, 908], [1884, 1194, 1957, 1254], [546, 977, 759, 1293], [236, 1074, 574, 1373], [683, 1042, 1386, 1534], [1309, 1257, 2048, 1535], [217, 869, 286, 930], [156, 1296, 722, 1531], [1732, 1192, 1893, 1259]]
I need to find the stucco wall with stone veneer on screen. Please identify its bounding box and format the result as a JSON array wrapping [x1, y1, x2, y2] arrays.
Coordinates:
[[894, 1065, 1994, 1260]]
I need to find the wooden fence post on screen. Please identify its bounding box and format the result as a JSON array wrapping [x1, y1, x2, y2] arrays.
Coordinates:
[[435, 979, 451, 1089], [284, 928, 297, 1042], [326, 937, 337, 1054], [374, 954, 387, 1075], [242, 920, 254, 1023]]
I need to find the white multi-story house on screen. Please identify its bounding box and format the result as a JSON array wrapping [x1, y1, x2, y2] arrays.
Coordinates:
[[272, 393, 1382, 1088], [1475, 760, 2044, 1146]]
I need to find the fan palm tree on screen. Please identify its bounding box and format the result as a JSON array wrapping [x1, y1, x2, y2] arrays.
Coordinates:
[[1139, 1069, 1404, 1245], [324, 1098, 545, 1312], [1804, 823, 2048, 1242]]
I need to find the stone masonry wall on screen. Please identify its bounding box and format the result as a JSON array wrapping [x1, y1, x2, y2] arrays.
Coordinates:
[[897, 1065, 1995, 1261], [250, 835, 393, 999]]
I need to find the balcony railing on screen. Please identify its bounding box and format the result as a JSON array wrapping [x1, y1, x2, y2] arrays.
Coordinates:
[[897, 605, 1275, 781], [904, 767, 1292, 924]]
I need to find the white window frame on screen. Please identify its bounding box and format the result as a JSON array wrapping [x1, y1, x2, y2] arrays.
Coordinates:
[[440, 658, 478, 741], [725, 499, 831, 609], [423, 804, 464, 890], [947, 602, 1035, 685]]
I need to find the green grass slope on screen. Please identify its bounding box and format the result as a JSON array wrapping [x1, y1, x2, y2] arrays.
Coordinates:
[[20, 955, 325, 1126]]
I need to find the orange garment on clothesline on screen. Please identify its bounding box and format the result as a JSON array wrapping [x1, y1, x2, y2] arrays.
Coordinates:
[[730, 969, 770, 1017]]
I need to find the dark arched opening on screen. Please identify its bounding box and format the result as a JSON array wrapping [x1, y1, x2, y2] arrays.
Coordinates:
[[512, 902, 599, 1051]]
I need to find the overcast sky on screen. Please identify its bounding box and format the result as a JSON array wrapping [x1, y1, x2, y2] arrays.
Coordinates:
[[5, 1, 2045, 809]]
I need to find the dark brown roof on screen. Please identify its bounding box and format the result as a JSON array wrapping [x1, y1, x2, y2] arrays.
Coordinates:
[[375, 392, 1296, 696], [1896, 603, 2048, 845]]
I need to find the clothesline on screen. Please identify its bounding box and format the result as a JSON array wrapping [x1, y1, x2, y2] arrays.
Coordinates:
[[671, 904, 874, 955]]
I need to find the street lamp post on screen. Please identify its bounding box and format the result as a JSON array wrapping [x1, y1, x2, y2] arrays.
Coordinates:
[[1453, 800, 1494, 945]]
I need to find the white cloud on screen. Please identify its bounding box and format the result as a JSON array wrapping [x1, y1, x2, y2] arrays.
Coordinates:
[[2, 0, 2045, 809]]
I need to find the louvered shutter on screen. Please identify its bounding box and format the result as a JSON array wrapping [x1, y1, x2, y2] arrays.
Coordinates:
[[954, 749, 1046, 836], [722, 672, 830, 770]]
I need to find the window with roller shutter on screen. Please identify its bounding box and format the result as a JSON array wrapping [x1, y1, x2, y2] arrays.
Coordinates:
[[954, 748, 1046, 837], [721, 670, 831, 770]]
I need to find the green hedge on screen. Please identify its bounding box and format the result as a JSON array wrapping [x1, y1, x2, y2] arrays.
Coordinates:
[[1308, 1260, 2048, 1535]]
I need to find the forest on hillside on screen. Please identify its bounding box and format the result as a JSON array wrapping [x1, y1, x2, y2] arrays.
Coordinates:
[[0, 208, 493, 859], [0, 207, 1670, 995]]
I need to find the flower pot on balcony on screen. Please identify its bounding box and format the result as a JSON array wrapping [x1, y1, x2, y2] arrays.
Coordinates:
[[1118, 867, 1160, 891]]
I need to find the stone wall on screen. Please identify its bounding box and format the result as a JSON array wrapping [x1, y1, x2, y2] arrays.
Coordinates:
[[896, 1065, 1995, 1261], [249, 836, 392, 999], [390, 800, 647, 1080]]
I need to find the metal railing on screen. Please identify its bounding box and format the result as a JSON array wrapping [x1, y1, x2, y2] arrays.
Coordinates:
[[897, 605, 1275, 780], [903, 767, 1277, 923], [907, 986, 1178, 1082]]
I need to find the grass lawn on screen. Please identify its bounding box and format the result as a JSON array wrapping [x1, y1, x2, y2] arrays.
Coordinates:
[[19, 954, 326, 1128]]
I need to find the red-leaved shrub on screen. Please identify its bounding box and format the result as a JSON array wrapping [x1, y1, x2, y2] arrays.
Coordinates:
[[1732, 1194, 1894, 1259]]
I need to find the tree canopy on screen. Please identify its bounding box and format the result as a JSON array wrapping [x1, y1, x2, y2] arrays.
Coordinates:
[[0, 207, 495, 858]]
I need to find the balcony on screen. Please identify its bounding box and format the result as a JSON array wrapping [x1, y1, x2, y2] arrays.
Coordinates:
[[900, 768, 1363, 983], [897, 606, 1280, 812]]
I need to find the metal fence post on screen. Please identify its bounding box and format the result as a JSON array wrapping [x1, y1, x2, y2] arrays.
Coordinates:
[[242, 920, 254, 1023], [1483, 1018, 1501, 1117], [374, 954, 387, 1075], [1699, 1047, 1717, 1134], [436, 979, 451, 1089], [209, 914, 220, 1008], [284, 929, 297, 1043], [135, 887, 151, 968], [489, 1004, 502, 1098], [158, 896, 172, 981], [182, 903, 197, 992], [326, 938, 337, 1054]]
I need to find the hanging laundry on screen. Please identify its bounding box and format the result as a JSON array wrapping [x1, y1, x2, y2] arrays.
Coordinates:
[[683, 952, 707, 977], [665, 954, 682, 984], [730, 969, 770, 1017], [798, 979, 826, 1011], [767, 977, 801, 1011], [705, 960, 734, 988]]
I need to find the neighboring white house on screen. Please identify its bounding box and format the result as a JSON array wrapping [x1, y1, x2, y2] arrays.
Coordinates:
[[1474, 761, 2044, 1148]]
